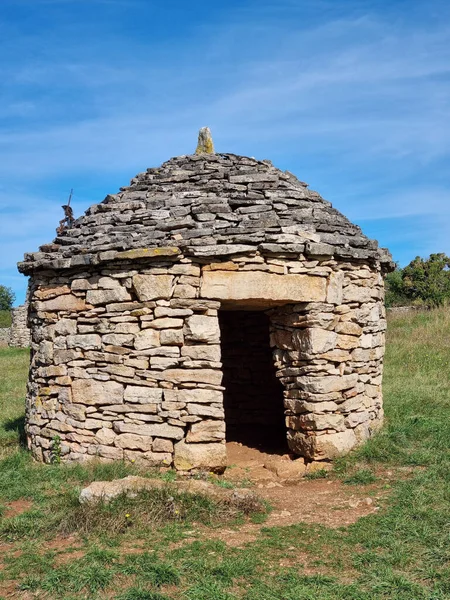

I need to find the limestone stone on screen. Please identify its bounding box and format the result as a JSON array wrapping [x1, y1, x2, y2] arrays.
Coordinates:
[[164, 388, 222, 404], [148, 317, 183, 329], [72, 379, 124, 406], [343, 284, 375, 303], [187, 403, 224, 418], [336, 334, 360, 350], [35, 285, 71, 300], [287, 413, 345, 431], [95, 428, 116, 445], [173, 284, 197, 298], [174, 440, 226, 471], [67, 334, 101, 350], [293, 328, 337, 354], [115, 433, 153, 451], [326, 271, 344, 304], [287, 429, 358, 460], [180, 345, 219, 362], [160, 329, 184, 346], [163, 369, 222, 385], [88, 444, 123, 460], [264, 456, 306, 480], [201, 271, 327, 303], [186, 419, 225, 442], [335, 322, 363, 336], [124, 386, 163, 404], [133, 274, 174, 301], [134, 329, 160, 350], [86, 288, 131, 305], [103, 333, 135, 346], [344, 411, 370, 427], [299, 374, 358, 394], [184, 315, 220, 344], [37, 295, 86, 312], [54, 319, 77, 335], [124, 450, 172, 465], [114, 421, 184, 440], [153, 438, 174, 452]]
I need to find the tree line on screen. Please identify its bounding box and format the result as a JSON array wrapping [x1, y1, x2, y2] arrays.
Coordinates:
[[386, 253, 450, 308]]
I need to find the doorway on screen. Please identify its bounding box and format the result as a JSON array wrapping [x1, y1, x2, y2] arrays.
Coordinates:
[[219, 310, 287, 453]]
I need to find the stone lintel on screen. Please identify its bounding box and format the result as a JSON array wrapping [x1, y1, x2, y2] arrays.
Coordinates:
[[200, 270, 327, 304]]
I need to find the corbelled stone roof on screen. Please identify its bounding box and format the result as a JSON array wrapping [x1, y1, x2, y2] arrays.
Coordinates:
[[18, 152, 393, 274]]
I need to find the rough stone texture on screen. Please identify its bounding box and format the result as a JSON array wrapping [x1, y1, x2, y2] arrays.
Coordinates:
[[79, 475, 259, 507], [18, 153, 393, 276], [9, 304, 31, 348], [174, 440, 227, 472], [20, 143, 391, 470], [0, 328, 9, 347], [201, 271, 327, 304]]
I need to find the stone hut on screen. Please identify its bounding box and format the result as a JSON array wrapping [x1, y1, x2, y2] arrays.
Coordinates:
[[18, 129, 393, 470]]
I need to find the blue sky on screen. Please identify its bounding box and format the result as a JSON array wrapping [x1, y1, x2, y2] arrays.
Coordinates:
[[1, 0, 450, 304]]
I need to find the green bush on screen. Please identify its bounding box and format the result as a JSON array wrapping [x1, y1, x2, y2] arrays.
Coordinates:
[[0, 286, 15, 311], [385, 253, 450, 308]]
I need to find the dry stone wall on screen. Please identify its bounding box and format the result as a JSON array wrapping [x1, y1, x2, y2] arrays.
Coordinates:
[[25, 249, 386, 469], [0, 328, 9, 347], [9, 304, 31, 348]]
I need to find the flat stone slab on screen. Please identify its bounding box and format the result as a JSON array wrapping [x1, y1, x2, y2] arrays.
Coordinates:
[[79, 475, 260, 508], [201, 271, 327, 303]]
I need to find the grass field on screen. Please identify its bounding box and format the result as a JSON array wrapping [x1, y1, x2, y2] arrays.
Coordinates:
[[0, 309, 449, 599]]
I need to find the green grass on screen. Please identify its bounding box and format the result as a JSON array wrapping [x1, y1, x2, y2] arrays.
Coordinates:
[[0, 309, 449, 599]]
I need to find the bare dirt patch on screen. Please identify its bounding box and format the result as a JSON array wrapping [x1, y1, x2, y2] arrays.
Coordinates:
[[3, 500, 33, 519], [196, 441, 389, 547]]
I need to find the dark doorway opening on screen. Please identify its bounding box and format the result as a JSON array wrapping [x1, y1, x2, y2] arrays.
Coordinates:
[[219, 310, 288, 453]]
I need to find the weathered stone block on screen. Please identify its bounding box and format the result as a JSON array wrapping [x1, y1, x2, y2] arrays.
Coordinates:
[[148, 317, 183, 330], [153, 438, 174, 453], [103, 333, 135, 346], [181, 345, 221, 361], [54, 319, 77, 335], [184, 315, 220, 344], [299, 374, 358, 394], [115, 433, 153, 451], [134, 329, 160, 350], [200, 271, 326, 303], [72, 379, 124, 406], [160, 329, 184, 346], [293, 328, 337, 354], [114, 421, 184, 440], [187, 403, 224, 418], [95, 428, 116, 445], [133, 274, 174, 301], [67, 334, 101, 350], [164, 388, 222, 404], [174, 440, 226, 471], [187, 420, 225, 442], [163, 369, 222, 385], [86, 288, 131, 305], [124, 386, 163, 404], [287, 429, 358, 460], [326, 271, 344, 304], [37, 295, 86, 312]]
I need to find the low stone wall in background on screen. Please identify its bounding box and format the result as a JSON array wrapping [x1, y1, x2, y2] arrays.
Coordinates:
[[0, 328, 10, 347], [9, 304, 31, 348]]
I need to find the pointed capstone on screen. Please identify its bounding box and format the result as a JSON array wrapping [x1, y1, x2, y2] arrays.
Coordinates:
[[195, 127, 215, 154]]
